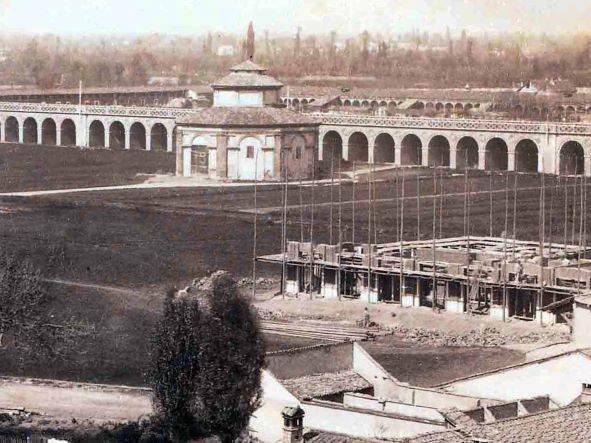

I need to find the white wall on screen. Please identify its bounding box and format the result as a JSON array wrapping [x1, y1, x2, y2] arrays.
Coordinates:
[[214, 90, 263, 107], [442, 352, 591, 406], [250, 370, 299, 443], [302, 400, 444, 440]]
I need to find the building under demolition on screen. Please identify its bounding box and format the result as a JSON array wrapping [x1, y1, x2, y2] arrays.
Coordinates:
[[258, 236, 591, 325]]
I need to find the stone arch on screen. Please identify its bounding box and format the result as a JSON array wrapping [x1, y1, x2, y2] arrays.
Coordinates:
[[151, 123, 167, 151], [374, 133, 395, 163], [322, 131, 343, 165], [435, 103, 444, 111], [445, 103, 454, 112], [23, 117, 38, 144], [343, 99, 351, 107], [370, 100, 379, 108], [109, 121, 125, 150], [292, 98, 300, 107], [515, 139, 539, 173], [454, 103, 464, 112], [485, 137, 508, 171], [41, 118, 57, 145], [361, 100, 370, 107], [425, 102, 435, 110], [379, 100, 388, 107], [415, 102, 425, 110], [301, 99, 309, 105], [352, 100, 361, 107], [5, 116, 19, 142], [401, 134, 422, 166], [60, 119, 76, 146], [348, 132, 368, 162], [560, 141, 585, 175], [456, 136, 479, 169], [465, 103, 474, 111], [428, 135, 450, 167], [130, 122, 146, 150], [89, 120, 105, 148]]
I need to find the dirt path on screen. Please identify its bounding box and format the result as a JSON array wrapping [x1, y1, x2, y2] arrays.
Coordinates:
[[44, 278, 142, 296], [0, 377, 151, 420]]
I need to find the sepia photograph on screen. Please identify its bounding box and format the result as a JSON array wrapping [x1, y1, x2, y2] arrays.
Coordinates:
[[0, 0, 590, 441]]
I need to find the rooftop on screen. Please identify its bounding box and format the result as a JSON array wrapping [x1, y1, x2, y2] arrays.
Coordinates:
[[211, 72, 283, 89], [176, 106, 320, 127], [229, 60, 267, 73], [280, 370, 372, 400]]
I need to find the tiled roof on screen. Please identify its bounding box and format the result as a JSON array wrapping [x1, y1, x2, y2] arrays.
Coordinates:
[[230, 60, 267, 72], [396, 430, 470, 443], [305, 430, 385, 443], [280, 370, 372, 400], [477, 402, 591, 443], [212, 72, 283, 89], [402, 403, 591, 442], [176, 106, 320, 127]]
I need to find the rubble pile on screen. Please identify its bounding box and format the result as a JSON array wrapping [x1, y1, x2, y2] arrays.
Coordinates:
[[389, 325, 570, 347], [236, 277, 278, 288], [256, 308, 291, 321]]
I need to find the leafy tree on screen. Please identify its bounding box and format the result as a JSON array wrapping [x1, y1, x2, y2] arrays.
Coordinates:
[[0, 254, 47, 349], [149, 272, 265, 443], [194, 272, 265, 443], [0, 253, 93, 364], [149, 289, 202, 443]]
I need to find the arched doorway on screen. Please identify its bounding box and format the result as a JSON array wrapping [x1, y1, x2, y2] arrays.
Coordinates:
[[322, 131, 343, 166], [428, 135, 450, 167], [130, 122, 146, 150], [348, 132, 368, 162], [109, 121, 125, 150], [374, 133, 395, 163], [41, 118, 56, 145], [23, 117, 38, 144], [5, 117, 19, 142], [401, 134, 422, 166], [485, 138, 508, 171], [150, 123, 167, 151], [60, 119, 76, 146], [515, 139, 539, 173], [89, 121, 105, 148], [456, 137, 479, 169], [560, 141, 585, 175]]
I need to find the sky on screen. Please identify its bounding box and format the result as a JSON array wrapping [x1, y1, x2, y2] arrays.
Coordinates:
[[1, 0, 590, 37]]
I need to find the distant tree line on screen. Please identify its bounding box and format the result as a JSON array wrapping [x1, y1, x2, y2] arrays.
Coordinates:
[[2, 28, 591, 89]]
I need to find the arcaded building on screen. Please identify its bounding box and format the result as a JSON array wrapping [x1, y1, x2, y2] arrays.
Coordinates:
[[175, 61, 320, 181]]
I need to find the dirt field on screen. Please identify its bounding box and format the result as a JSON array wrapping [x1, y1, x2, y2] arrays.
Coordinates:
[[0, 148, 583, 385], [0, 143, 175, 191]]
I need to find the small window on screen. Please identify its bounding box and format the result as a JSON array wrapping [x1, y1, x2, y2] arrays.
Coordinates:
[[94, 100, 100, 105], [295, 146, 302, 159], [246, 145, 255, 158]]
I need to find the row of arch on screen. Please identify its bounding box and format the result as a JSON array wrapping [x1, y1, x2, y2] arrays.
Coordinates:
[[283, 97, 480, 111], [1, 116, 169, 151], [283, 96, 591, 116], [322, 131, 585, 175]]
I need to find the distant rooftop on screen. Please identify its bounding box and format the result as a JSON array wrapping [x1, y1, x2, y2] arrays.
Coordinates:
[[176, 106, 320, 127], [229, 59, 267, 73]]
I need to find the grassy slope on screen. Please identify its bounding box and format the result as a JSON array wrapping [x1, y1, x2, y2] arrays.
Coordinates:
[[0, 143, 175, 191]]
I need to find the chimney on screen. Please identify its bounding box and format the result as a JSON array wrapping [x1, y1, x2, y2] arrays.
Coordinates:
[[282, 406, 305, 443], [581, 383, 591, 404]]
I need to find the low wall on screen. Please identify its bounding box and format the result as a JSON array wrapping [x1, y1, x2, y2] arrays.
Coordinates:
[[267, 342, 354, 379], [302, 399, 445, 440], [343, 392, 444, 423]]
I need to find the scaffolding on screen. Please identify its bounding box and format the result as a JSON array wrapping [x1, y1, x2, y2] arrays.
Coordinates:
[[257, 236, 591, 325]]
